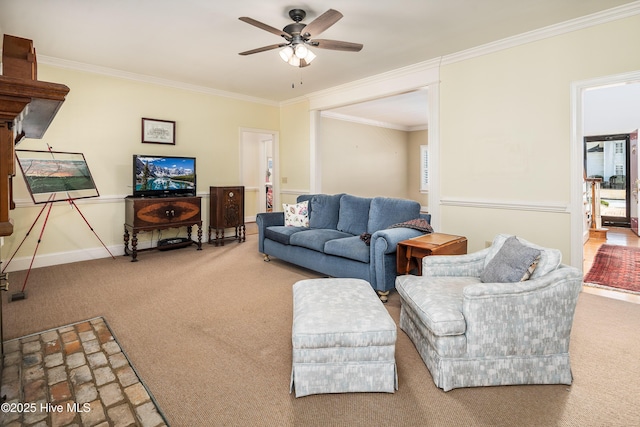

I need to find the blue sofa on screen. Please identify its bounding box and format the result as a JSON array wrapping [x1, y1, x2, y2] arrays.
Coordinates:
[[256, 193, 431, 298]]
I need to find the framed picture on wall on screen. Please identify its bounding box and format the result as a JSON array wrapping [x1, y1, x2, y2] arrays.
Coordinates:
[[142, 118, 176, 144]]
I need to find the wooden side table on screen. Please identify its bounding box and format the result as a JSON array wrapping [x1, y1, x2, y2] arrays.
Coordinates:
[[396, 233, 467, 275]]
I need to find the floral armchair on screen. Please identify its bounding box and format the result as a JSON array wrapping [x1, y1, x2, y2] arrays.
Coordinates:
[[395, 234, 583, 391]]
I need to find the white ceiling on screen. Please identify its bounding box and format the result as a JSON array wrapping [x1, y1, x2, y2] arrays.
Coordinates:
[[0, 0, 636, 128]]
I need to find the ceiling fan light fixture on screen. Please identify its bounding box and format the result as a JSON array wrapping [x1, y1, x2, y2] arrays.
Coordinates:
[[280, 44, 315, 67], [288, 54, 301, 67], [304, 49, 316, 64], [294, 44, 308, 59], [279, 46, 294, 62]]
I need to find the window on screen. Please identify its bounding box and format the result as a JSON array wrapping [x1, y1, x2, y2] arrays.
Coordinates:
[[420, 145, 429, 192]]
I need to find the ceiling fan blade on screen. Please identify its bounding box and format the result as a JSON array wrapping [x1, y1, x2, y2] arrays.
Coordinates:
[[239, 43, 286, 56], [239, 17, 291, 39], [301, 9, 343, 38], [309, 39, 363, 52]]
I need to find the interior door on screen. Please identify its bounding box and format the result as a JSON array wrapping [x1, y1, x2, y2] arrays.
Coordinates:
[[630, 130, 639, 235], [584, 133, 631, 227]]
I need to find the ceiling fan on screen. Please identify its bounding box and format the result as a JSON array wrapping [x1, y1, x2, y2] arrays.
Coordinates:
[[238, 8, 363, 67]]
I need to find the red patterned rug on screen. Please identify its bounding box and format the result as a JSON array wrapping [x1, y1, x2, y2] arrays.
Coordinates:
[[584, 244, 640, 294]]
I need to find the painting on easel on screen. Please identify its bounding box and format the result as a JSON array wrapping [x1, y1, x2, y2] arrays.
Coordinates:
[[15, 150, 100, 203]]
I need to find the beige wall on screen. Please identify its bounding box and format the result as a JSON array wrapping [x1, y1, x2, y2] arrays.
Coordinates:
[[278, 100, 310, 204], [319, 117, 410, 198], [5, 65, 279, 269], [439, 14, 640, 262]]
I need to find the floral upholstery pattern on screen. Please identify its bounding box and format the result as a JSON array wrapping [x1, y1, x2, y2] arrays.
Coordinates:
[[283, 201, 309, 227], [291, 278, 397, 397], [396, 234, 583, 391]]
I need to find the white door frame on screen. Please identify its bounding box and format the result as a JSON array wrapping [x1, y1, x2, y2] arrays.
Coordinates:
[[570, 70, 640, 269], [239, 127, 280, 220]]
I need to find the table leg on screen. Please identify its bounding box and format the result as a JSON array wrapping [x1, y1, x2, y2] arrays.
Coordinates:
[[123, 228, 130, 256], [405, 247, 413, 275], [130, 232, 138, 262]]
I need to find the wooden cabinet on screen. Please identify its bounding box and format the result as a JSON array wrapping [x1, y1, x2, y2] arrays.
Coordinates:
[[124, 196, 202, 261], [209, 186, 246, 246]]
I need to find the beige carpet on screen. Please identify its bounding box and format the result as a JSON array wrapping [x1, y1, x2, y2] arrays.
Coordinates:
[[2, 235, 640, 426]]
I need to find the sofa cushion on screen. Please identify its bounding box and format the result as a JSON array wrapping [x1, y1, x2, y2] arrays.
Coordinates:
[[337, 195, 372, 236], [485, 234, 561, 280], [396, 275, 476, 337], [367, 197, 421, 233], [309, 194, 344, 229], [264, 226, 309, 245], [324, 236, 370, 263], [480, 236, 541, 283], [283, 201, 309, 227], [289, 229, 354, 253]]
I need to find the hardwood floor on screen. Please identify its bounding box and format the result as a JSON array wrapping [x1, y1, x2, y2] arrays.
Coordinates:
[[582, 227, 640, 304]]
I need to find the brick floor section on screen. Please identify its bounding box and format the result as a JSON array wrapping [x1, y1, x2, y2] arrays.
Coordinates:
[[0, 317, 167, 427]]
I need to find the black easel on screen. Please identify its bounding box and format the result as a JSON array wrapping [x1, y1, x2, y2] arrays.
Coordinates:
[[1, 196, 115, 301]]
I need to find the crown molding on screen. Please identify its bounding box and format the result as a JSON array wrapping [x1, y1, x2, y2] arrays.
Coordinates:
[[36, 55, 279, 107], [441, 1, 640, 66]]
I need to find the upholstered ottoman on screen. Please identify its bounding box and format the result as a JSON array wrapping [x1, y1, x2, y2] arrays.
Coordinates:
[[290, 278, 398, 397]]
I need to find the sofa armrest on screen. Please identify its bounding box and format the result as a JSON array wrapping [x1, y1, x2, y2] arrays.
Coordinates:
[[422, 248, 490, 277], [367, 228, 428, 292], [256, 212, 284, 252], [462, 264, 582, 298], [461, 265, 583, 357], [256, 212, 284, 228], [370, 228, 427, 255]]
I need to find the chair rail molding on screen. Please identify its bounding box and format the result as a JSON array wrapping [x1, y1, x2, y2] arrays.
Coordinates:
[[440, 197, 570, 214]]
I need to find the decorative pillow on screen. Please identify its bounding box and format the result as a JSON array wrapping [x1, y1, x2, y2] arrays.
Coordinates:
[[480, 236, 541, 283], [283, 201, 309, 228]]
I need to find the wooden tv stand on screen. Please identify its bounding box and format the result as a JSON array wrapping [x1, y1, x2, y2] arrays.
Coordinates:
[[124, 196, 202, 261]]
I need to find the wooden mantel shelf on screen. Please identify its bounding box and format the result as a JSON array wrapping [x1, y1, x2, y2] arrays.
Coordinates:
[[0, 75, 70, 139]]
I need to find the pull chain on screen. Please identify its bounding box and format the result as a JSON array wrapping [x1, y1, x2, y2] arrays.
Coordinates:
[[291, 68, 304, 89]]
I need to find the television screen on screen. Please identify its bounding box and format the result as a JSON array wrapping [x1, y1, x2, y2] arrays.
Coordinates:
[[133, 155, 196, 197]]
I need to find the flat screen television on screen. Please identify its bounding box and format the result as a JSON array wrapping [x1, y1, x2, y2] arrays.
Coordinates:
[[133, 155, 196, 197]]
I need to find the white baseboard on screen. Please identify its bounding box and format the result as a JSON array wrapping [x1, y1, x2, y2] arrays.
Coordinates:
[[3, 244, 126, 273]]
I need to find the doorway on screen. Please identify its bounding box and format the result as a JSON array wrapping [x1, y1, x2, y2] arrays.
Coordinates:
[[571, 72, 640, 268], [240, 129, 279, 222], [584, 133, 631, 227]]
